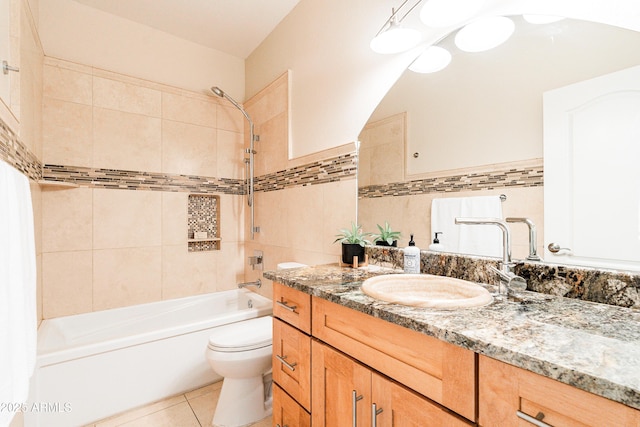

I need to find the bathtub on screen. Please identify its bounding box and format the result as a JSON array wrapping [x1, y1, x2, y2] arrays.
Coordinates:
[[25, 289, 272, 427]]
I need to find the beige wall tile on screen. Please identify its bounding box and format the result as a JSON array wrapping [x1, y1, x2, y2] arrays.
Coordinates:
[[42, 251, 93, 318], [322, 180, 358, 256], [285, 185, 324, 253], [215, 244, 245, 292], [254, 112, 288, 176], [161, 92, 216, 128], [216, 129, 244, 180], [42, 97, 92, 166], [161, 245, 217, 300], [162, 192, 188, 245], [252, 189, 289, 248], [162, 120, 217, 177], [219, 194, 244, 243], [93, 189, 162, 249], [93, 247, 162, 311], [93, 107, 161, 171], [216, 104, 244, 133], [43, 64, 92, 105], [93, 76, 161, 117], [42, 187, 93, 252]]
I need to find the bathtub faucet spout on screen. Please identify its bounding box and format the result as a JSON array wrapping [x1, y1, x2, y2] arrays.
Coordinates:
[[238, 279, 261, 289]]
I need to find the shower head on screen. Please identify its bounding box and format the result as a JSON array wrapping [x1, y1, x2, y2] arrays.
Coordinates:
[[210, 86, 224, 97]]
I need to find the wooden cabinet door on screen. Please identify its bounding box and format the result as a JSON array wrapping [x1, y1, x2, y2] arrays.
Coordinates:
[[312, 340, 372, 427], [273, 282, 311, 333], [371, 373, 472, 427], [273, 384, 310, 427], [479, 355, 640, 427], [273, 318, 311, 411]]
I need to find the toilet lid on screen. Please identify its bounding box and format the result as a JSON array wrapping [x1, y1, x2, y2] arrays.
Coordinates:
[[208, 316, 272, 352]]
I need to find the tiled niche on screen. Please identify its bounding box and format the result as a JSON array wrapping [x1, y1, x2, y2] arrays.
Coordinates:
[[187, 194, 220, 252]]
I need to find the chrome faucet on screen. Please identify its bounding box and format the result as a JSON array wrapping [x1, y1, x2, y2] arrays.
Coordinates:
[[454, 217, 526, 294], [506, 217, 541, 261], [238, 279, 261, 289]]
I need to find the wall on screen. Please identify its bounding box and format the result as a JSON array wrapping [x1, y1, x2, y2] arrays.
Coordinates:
[[39, 58, 246, 318], [38, 0, 245, 98], [246, 0, 640, 159], [241, 72, 358, 299]]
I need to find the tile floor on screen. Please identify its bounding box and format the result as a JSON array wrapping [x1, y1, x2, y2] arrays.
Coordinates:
[[86, 381, 271, 427]]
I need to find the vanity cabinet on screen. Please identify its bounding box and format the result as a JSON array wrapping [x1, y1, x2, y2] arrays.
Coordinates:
[[272, 283, 312, 423], [312, 296, 476, 422], [312, 340, 472, 426], [479, 355, 640, 427], [273, 383, 310, 427]]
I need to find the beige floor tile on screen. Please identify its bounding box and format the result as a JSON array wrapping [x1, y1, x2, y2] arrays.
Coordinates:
[[185, 381, 222, 400], [117, 401, 200, 427], [187, 386, 220, 426], [250, 416, 273, 427], [95, 395, 185, 427]]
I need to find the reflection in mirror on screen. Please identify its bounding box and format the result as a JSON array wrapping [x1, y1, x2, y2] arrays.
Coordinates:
[[358, 17, 640, 270]]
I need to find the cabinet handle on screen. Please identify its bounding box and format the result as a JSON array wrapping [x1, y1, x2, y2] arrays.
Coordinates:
[[352, 390, 363, 427], [517, 410, 551, 427], [275, 354, 297, 371], [276, 300, 297, 312], [371, 403, 383, 427]]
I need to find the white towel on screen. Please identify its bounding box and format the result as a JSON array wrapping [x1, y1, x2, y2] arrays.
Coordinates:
[[0, 160, 36, 427], [430, 195, 503, 257]]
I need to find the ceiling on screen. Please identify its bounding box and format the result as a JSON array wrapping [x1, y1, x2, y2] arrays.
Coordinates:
[[70, 0, 302, 59]]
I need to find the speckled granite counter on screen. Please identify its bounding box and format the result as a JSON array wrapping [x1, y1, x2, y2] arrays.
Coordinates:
[[263, 264, 640, 411]]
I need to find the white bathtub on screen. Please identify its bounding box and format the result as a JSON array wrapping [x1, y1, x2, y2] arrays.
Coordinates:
[[25, 289, 272, 427]]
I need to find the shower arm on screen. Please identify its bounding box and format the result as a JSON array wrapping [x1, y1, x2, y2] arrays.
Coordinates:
[[210, 86, 258, 239]]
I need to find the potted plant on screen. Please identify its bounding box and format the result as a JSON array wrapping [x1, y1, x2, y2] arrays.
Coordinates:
[[372, 221, 401, 247], [334, 222, 371, 265]]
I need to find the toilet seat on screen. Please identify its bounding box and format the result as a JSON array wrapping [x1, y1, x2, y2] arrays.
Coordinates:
[[207, 316, 272, 352]]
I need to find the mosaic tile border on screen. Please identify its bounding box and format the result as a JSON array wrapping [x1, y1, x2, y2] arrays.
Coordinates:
[[359, 166, 543, 198], [0, 119, 42, 181], [255, 153, 357, 192], [366, 245, 640, 309], [42, 164, 245, 194]]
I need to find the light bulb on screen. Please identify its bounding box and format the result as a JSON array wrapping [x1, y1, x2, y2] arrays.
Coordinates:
[[409, 46, 452, 73], [370, 22, 422, 54], [455, 16, 515, 53]]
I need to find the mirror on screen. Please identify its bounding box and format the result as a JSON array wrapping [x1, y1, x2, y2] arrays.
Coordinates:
[[358, 16, 640, 270]]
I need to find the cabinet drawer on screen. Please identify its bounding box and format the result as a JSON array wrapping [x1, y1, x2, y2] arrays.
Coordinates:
[[312, 297, 476, 421], [273, 384, 310, 427], [273, 317, 311, 411], [273, 282, 311, 334], [479, 355, 640, 427]]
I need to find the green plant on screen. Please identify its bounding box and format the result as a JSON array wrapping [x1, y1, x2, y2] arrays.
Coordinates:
[[372, 221, 401, 245], [333, 222, 372, 247]]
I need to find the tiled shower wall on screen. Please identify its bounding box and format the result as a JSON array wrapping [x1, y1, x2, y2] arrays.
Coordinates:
[[241, 73, 359, 300], [40, 58, 248, 318]]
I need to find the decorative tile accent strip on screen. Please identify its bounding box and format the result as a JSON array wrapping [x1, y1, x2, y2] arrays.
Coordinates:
[[43, 164, 244, 194], [366, 245, 640, 309], [359, 166, 543, 198], [0, 118, 42, 181], [188, 194, 220, 252], [255, 153, 357, 192]]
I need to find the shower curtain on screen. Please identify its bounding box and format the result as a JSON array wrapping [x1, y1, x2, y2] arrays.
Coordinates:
[[0, 160, 36, 427]]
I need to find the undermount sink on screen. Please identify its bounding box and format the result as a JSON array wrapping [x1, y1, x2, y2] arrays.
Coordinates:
[[361, 274, 493, 309]]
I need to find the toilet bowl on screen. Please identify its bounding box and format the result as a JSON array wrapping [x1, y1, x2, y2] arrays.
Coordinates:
[[206, 315, 273, 427]]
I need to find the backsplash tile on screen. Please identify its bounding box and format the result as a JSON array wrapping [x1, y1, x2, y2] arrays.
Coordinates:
[[366, 245, 640, 309], [0, 118, 41, 181], [359, 165, 543, 198]]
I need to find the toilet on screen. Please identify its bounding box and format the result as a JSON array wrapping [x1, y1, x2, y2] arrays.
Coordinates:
[[206, 262, 306, 427], [206, 316, 273, 427]]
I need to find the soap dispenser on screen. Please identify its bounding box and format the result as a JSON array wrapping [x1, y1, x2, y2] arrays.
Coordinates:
[[429, 232, 444, 251], [403, 234, 420, 274]]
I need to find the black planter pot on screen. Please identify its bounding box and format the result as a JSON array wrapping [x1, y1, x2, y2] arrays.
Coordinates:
[[342, 243, 365, 265], [375, 240, 398, 247]]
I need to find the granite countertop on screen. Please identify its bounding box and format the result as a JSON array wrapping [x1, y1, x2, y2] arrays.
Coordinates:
[[264, 264, 640, 411]]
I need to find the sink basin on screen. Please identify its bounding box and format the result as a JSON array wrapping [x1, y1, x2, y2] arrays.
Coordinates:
[[361, 274, 493, 309]]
